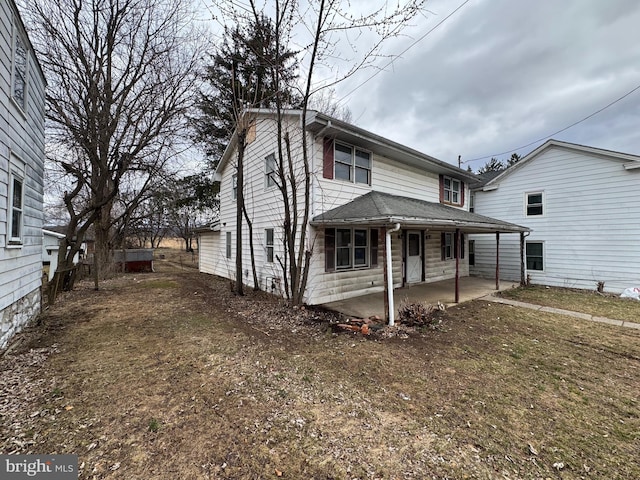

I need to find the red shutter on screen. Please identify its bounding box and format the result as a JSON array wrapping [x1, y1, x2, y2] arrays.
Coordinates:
[[370, 228, 379, 267], [441, 232, 446, 261], [325, 228, 335, 272], [323, 137, 334, 179], [439, 174, 444, 203], [460, 181, 465, 207], [454, 232, 458, 259]]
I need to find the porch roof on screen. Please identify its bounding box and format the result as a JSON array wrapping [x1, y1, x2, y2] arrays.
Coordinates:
[[311, 191, 529, 233]]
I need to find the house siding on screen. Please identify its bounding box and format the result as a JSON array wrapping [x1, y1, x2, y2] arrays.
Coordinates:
[[471, 145, 640, 293], [0, 0, 46, 349], [200, 111, 473, 305]]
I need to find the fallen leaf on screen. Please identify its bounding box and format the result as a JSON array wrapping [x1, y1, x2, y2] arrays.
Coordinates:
[[275, 468, 283, 477], [65, 405, 74, 411], [528, 443, 538, 456]]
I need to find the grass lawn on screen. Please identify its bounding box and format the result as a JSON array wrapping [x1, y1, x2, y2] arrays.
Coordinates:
[[1, 256, 639, 479], [500, 284, 640, 323]]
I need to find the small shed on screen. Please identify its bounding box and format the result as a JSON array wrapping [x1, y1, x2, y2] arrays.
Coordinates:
[[113, 249, 154, 273]]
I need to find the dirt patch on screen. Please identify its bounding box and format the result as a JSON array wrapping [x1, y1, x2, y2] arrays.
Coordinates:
[[1, 255, 639, 479]]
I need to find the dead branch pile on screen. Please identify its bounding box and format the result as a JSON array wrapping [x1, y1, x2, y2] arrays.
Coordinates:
[[397, 301, 444, 329]]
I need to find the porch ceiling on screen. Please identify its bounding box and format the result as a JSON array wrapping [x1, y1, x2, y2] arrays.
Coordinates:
[[311, 191, 529, 234]]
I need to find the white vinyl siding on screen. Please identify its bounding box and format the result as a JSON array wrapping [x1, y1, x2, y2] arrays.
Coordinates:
[[471, 145, 640, 293]]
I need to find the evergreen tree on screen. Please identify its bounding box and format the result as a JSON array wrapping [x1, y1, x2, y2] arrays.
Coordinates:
[[194, 14, 299, 164]]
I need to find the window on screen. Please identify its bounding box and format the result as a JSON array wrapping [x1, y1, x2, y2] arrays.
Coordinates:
[[440, 232, 465, 260], [468, 240, 475, 266], [334, 142, 371, 185], [265, 154, 276, 188], [526, 192, 543, 216], [226, 232, 232, 258], [443, 176, 461, 204], [325, 228, 376, 272], [443, 232, 453, 259], [232, 174, 237, 200], [265, 228, 274, 263], [12, 26, 28, 110], [9, 174, 24, 244], [526, 241, 544, 271]]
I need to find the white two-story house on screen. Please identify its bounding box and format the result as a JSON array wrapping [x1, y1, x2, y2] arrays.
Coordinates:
[[1, 0, 47, 349], [471, 139, 640, 293], [199, 109, 527, 318]]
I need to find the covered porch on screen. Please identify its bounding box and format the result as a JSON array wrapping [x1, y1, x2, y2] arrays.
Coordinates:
[[311, 191, 529, 325], [324, 275, 518, 319]]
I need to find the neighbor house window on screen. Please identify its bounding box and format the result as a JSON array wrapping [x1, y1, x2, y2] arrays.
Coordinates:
[[526, 241, 544, 271], [334, 142, 371, 185], [325, 228, 377, 272], [526, 192, 543, 216], [226, 232, 231, 258], [12, 26, 28, 110], [265, 228, 274, 263], [232, 174, 237, 200], [9, 174, 24, 244], [469, 193, 475, 213], [265, 154, 276, 188]]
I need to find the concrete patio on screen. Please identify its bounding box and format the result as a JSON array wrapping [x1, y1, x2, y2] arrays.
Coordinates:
[[323, 276, 519, 319]]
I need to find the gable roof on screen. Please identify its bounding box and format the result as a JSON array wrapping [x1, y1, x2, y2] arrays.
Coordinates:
[[480, 139, 640, 189], [311, 191, 528, 233], [214, 109, 479, 182]]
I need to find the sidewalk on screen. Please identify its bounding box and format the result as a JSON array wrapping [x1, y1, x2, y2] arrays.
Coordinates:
[[482, 294, 640, 330]]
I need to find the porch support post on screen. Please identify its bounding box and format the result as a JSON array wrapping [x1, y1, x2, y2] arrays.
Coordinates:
[[520, 231, 525, 286], [454, 228, 460, 303], [382, 227, 389, 323], [495, 232, 500, 290], [386, 223, 401, 326]]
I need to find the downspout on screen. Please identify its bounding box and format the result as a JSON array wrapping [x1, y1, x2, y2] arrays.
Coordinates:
[[386, 223, 401, 326]]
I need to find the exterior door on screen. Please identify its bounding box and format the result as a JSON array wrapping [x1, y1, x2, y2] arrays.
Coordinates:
[[406, 231, 422, 283]]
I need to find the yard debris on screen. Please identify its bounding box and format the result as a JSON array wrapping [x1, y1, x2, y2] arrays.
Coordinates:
[[335, 316, 384, 335], [620, 287, 640, 300], [528, 443, 538, 456], [397, 300, 445, 328]]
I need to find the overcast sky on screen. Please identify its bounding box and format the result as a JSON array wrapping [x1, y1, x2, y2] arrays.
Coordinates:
[[333, 0, 640, 171]]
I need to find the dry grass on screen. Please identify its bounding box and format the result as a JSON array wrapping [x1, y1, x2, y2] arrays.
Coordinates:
[[2, 255, 639, 479], [500, 284, 640, 322]]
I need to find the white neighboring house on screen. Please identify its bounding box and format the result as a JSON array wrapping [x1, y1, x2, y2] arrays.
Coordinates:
[[0, 0, 46, 349], [198, 109, 527, 313], [470, 139, 640, 293], [43, 229, 65, 281]]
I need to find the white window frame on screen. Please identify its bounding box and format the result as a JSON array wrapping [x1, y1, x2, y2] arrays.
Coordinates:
[[525, 191, 544, 217], [443, 176, 461, 205], [334, 142, 371, 185], [8, 173, 24, 245], [265, 154, 277, 189], [265, 228, 274, 263], [11, 22, 28, 112], [335, 227, 370, 270], [525, 241, 544, 272]]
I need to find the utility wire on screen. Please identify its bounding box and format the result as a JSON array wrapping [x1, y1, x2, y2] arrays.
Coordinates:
[[337, 0, 471, 104], [464, 81, 640, 164]]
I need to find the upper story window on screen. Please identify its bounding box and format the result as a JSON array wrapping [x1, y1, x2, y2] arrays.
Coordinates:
[[330, 141, 371, 185], [440, 175, 464, 206], [12, 25, 28, 111], [265, 154, 277, 188], [526, 192, 543, 216]]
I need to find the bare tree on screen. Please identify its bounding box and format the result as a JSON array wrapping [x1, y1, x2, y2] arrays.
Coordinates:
[[270, 0, 425, 304], [25, 0, 203, 288]]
